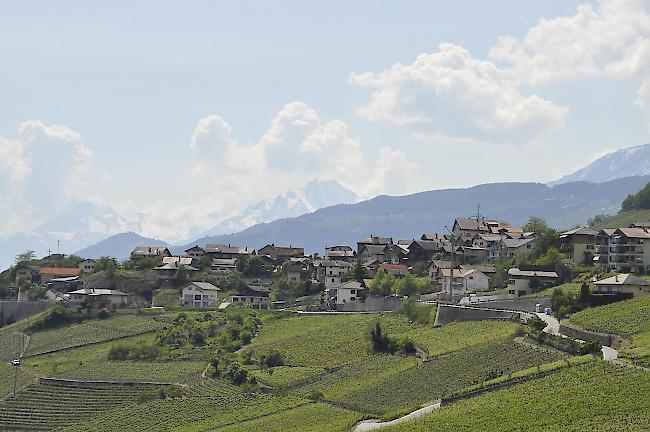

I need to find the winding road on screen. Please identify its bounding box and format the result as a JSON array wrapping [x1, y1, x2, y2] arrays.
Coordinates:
[[351, 401, 442, 432]]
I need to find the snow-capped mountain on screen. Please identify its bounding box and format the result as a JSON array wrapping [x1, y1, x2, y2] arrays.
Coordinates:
[[550, 143, 650, 185], [195, 180, 358, 238]]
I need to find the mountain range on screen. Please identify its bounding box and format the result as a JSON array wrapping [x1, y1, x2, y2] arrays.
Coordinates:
[[549, 143, 650, 185]]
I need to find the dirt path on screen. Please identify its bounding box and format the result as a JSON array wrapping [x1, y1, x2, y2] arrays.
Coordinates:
[[351, 401, 441, 432]]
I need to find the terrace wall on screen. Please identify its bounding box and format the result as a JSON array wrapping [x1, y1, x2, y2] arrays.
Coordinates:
[[435, 304, 522, 326], [0, 300, 51, 323]]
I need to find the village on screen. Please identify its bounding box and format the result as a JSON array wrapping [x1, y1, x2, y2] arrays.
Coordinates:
[[2, 214, 648, 322]]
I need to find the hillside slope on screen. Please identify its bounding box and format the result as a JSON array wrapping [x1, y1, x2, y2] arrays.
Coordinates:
[[176, 176, 649, 254]]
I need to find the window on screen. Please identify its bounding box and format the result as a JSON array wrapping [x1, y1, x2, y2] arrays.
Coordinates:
[[194, 294, 201, 300]]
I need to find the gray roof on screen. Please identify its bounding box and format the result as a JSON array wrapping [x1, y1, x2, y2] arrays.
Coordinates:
[[410, 239, 441, 251], [507, 268, 558, 278], [185, 282, 221, 291], [205, 244, 254, 254], [594, 274, 649, 286], [459, 264, 496, 274], [560, 227, 599, 237], [154, 262, 199, 271], [502, 237, 536, 248], [132, 246, 170, 256], [335, 281, 363, 290], [314, 259, 352, 268], [361, 244, 388, 254], [358, 236, 393, 245], [212, 258, 238, 266]]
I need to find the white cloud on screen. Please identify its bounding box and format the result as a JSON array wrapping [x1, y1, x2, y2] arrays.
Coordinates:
[[349, 43, 568, 143], [0, 121, 94, 235], [489, 0, 650, 84], [188, 102, 418, 205]]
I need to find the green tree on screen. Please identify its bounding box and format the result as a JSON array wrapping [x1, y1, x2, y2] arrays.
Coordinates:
[[368, 270, 395, 296], [393, 274, 419, 296], [15, 250, 36, 264], [352, 259, 367, 283], [621, 182, 650, 212]]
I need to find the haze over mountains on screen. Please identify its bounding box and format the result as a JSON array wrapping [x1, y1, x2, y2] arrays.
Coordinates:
[[3, 144, 650, 267]]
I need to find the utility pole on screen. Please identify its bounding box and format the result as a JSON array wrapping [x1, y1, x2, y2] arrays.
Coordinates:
[[12, 359, 20, 395]]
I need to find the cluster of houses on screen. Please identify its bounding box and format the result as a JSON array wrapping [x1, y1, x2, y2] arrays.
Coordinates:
[[10, 217, 650, 312]]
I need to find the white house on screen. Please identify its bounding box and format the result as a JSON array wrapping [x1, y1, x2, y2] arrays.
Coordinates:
[[315, 260, 352, 288], [77, 259, 96, 273], [506, 268, 559, 297], [593, 274, 650, 297], [181, 282, 221, 308], [68, 288, 130, 308], [325, 280, 365, 307], [441, 268, 490, 295], [212, 258, 238, 275]]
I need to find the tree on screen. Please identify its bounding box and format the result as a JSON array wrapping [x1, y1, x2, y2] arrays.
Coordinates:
[[15, 250, 36, 264], [393, 274, 419, 296], [352, 259, 367, 283], [173, 265, 189, 287], [579, 339, 603, 357], [369, 270, 395, 296], [621, 182, 650, 212], [577, 282, 591, 305]]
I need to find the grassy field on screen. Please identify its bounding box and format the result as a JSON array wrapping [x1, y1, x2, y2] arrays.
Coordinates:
[[250, 314, 517, 368], [568, 296, 650, 366], [208, 403, 363, 432], [297, 337, 565, 417], [380, 362, 650, 432], [25, 313, 166, 356], [61, 395, 309, 432], [0, 379, 163, 430], [250, 366, 326, 388], [0, 320, 29, 362], [523, 282, 581, 299]]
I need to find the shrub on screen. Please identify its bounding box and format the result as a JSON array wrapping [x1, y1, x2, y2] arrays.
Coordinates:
[[260, 350, 285, 368]]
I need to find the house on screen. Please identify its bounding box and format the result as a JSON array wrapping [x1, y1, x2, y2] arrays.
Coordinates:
[[357, 236, 393, 263], [428, 260, 452, 280], [38, 267, 82, 284], [131, 246, 172, 260], [405, 239, 440, 263], [284, 263, 311, 282], [258, 244, 304, 261], [362, 259, 379, 277], [441, 268, 490, 295], [185, 246, 206, 260], [378, 263, 408, 277], [77, 259, 96, 273], [458, 246, 489, 264], [68, 288, 130, 308], [225, 286, 271, 309], [421, 233, 446, 242], [153, 261, 199, 279], [324, 245, 357, 262], [325, 280, 365, 307], [559, 227, 598, 265], [47, 276, 80, 292], [506, 267, 559, 297], [459, 264, 496, 280], [472, 234, 505, 261], [14, 264, 40, 285], [212, 258, 238, 275], [181, 282, 221, 308], [204, 244, 256, 260], [497, 237, 536, 259], [593, 274, 650, 297], [314, 260, 353, 288], [593, 228, 650, 274]]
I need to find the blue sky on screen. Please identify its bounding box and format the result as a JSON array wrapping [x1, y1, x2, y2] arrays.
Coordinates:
[[1, 0, 649, 242]]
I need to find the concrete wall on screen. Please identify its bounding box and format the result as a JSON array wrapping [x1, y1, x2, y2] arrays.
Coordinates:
[[559, 322, 624, 349], [0, 300, 52, 324], [435, 304, 522, 326], [475, 298, 551, 313], [337, 296, 402, 312]]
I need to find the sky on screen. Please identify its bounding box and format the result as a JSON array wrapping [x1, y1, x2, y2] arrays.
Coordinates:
[[1, 0, 650, 244]]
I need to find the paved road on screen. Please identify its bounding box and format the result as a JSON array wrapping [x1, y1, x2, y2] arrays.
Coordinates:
[[351, 401, 442, 432], [535, 313, 560, 336], [536, 313, 620, 361]]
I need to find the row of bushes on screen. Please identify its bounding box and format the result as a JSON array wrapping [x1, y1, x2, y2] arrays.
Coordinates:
[[368, 322, 416, 355], [27, 303, 112, 332]]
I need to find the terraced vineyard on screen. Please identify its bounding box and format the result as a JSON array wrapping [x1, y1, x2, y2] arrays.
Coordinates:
[[55, 360, 207, 384], [296, 337, 566, 416], [0, 379, 163, 430], [0, 363, 38, 400], [25, 314, 166, 356], [381, 362, 650, 432], [61, 395, 310, 432], [210, 402, 363, 432], [0, 321, 29, 362], [250, 366, 326, 388], [250, 315, 517, 368], [569, 296, 650, 367]]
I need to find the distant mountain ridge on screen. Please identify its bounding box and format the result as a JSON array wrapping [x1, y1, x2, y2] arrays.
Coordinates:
[[195, 180, 358, 239], [74, 232, 169, 261], [550, 143, 650, 185], [166, 175, 649, 256]]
